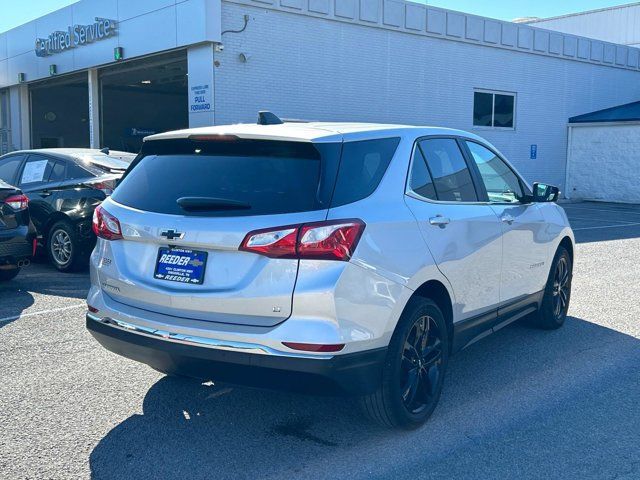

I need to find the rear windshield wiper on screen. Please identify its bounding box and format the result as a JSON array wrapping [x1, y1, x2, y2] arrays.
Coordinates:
[[177, 197, 251, 212]]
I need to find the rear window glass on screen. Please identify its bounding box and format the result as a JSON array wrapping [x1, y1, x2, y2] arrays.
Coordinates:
[[112, 139, 341, 217], [330, 138, 400, 207], [67, 162, 95, 180], [49, 161, 66, 182]]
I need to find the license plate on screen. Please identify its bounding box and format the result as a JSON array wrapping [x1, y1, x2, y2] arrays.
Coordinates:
[[154, 247, 208, 285]]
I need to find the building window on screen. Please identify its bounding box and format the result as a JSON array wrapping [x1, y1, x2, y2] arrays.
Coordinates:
[[473, 90, 516, 129]]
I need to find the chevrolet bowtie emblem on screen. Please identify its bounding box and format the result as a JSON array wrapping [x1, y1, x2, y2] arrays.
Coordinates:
[[160, 229, 184, 240]]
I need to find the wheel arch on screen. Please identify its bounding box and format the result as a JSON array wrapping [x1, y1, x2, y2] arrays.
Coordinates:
[[559, 236, 574, 262], [42, 212, 75, 242], [411, 279, 454, 352]]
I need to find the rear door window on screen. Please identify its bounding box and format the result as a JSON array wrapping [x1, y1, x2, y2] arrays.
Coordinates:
[[113, 139, 341, 217], [330, 138, 400, 207], [19, 155, 56, 188], [418, 139, 478, 202]]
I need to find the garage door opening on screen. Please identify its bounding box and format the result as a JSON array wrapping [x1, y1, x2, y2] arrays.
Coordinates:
[[100, 50, 188, 153], [30, 73, 90, 149]]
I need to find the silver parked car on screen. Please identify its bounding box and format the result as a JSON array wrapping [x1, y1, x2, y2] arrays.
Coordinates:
[[87, 113, 574, 429]]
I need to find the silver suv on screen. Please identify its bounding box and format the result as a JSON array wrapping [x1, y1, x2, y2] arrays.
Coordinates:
[[87, 113, 574, 429]]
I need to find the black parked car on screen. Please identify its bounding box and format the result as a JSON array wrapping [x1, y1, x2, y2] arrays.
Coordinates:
[[0, 180, 35, 281], [0, 149, 135, 272]]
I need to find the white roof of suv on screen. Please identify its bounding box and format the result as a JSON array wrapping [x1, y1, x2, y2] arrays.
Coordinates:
[[144, 122, 478, 144]]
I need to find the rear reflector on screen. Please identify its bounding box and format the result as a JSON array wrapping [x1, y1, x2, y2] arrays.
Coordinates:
[[239, 219, 365, 261], [4, 194, 29, 211], [87, 305, 99, 313], [282, 342, 345, 353], [88, 179, 117, 196], [92, 205, 123, 240]]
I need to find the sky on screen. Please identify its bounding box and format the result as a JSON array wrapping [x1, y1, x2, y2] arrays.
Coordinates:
[[0, 0, 637, 33]]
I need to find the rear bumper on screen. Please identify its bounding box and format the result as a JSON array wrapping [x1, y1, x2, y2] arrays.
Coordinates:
[[0, 230, 32, 266], [86, 313, 386, 396]]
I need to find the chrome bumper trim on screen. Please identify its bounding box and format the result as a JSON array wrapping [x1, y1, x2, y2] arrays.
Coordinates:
[[87, 313, 334, 360]]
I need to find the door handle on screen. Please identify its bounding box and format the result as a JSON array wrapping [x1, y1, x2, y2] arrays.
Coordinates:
[[501, 214, 515, 225], [429, 215, 450, 227]]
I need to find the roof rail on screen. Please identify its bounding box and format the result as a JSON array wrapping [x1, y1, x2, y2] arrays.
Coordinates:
[[257, 111, 284, 125]]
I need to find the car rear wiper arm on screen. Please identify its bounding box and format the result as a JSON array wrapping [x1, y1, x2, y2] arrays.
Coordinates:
[[176, 197, 251, 211]]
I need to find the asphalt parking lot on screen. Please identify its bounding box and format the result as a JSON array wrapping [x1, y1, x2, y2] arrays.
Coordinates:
[[1, 201, 639, 480]]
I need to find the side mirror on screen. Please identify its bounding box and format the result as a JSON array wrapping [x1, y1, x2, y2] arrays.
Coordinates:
[[533, 182, 560, 203]]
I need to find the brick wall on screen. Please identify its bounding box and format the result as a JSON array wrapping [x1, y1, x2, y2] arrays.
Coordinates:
[[215, 0, 640, 187]]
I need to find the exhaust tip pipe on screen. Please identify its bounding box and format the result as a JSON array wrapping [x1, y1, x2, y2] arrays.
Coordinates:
[[17, 259, 31, 268]]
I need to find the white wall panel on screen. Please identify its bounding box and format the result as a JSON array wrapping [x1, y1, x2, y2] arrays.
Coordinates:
[[483, 21, 500, 44], [0, 0, 221, 88], [71, 0, 119, 24], [465, 16, 483, 42], [567, 124, 640, 203], [116, 0, 176, 22], [360, 0, 379, 23], [405, 4, 425, 31], [529, 4, 640, 48], [383, 1, 403, 27]]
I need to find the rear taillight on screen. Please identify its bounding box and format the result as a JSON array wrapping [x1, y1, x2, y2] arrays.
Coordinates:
[[92, 205, 123, 240], [239, 219, 365, 261], [4, 194, 29, 211], [89, 180, 117, 196]]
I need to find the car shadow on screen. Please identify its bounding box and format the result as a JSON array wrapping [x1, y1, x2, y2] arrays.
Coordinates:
[[0, 262, 89, 329], [88, 316, 640, 480]]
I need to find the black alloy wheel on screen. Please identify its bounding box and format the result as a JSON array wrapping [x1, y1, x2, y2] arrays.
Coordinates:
[[552, 256, 570, 320], [532, 246, 572, 330], [360, 297, 449, 429], [401, 315, 445, 414]]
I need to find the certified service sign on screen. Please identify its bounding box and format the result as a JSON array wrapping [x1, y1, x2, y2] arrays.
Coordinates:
[[35, 18, 117, 57]]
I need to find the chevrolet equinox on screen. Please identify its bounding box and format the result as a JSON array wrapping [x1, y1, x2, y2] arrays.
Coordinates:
[[87, 113, 574, 429]]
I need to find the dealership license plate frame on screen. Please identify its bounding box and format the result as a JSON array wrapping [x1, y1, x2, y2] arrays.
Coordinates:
[[154, 247, 208, 285]]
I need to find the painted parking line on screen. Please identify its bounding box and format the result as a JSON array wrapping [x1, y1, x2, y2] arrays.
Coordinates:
[[0, 303, 85, 325]]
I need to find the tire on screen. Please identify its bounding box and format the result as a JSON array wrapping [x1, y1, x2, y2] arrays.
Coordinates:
[[359, 297, 449, 429], [47, 220, 84, 272], [0, 267, 20, 282], [532, 246, 573, 330]]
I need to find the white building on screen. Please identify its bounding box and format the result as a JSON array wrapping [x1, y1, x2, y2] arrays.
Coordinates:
[[2, 0, 640, 192], [526, 3, 640, 47], [567, 101, 640, 203]]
